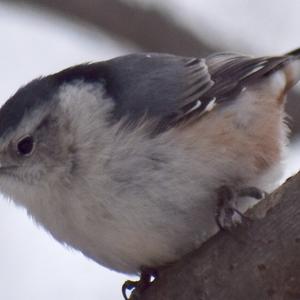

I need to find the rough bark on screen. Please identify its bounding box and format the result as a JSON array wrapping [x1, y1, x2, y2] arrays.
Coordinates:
[[137, 173, 300, 300]]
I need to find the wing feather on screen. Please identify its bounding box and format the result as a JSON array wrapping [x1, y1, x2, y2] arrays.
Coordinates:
[[170, 53, 291, 126], [49, 51, 299, 132]]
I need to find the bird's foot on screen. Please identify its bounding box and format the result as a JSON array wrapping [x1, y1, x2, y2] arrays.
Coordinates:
[[122, 267, 157, 300], [216, 185, 266, 230]]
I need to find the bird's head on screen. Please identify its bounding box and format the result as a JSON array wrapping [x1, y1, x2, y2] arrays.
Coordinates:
[[0, 72, 111, 206]]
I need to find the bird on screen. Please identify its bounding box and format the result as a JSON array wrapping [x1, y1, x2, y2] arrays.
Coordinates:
[[0, 49, 300, 299]]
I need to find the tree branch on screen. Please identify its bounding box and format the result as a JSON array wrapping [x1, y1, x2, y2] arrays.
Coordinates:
[[139, 172, 300, 300], [2, 0, 214, 57]]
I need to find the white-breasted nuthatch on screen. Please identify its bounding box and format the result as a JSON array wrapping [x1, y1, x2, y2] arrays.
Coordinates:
[[1, 50, 300, 297]]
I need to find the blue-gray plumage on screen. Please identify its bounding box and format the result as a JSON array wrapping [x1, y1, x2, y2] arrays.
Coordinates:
[[1, 52, 296, 139]]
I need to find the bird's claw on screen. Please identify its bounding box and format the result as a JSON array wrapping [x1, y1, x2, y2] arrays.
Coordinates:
[[122, 268, 157, 300], [216, 185, 266, 230], [122, 280, 139, 300]]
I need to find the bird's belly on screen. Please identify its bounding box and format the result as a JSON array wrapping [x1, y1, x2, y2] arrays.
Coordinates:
[[51, 162, 282, 275], [73, 191, 220, 274], [30, 107, 286, 274]]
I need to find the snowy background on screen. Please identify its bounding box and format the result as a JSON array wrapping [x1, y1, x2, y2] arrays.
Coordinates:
[[0, 1, 300, 299]]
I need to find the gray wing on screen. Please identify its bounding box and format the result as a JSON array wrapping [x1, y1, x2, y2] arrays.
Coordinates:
[[170, 52, 291, 126], [49, 52, 212, 129], [103, 53, 214, 124], [103, 52, 293, 131], [52, 52, 295, 132]]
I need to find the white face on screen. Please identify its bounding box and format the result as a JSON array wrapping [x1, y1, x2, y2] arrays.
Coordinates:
[[0, 81, 112, 208], [0, 103, 76, 207]]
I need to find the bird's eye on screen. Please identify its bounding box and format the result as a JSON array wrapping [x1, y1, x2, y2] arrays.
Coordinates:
[[17, 136, 35, 156]]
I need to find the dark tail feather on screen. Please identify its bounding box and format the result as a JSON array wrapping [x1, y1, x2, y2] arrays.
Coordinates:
[[285, 48, 300, 57]]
